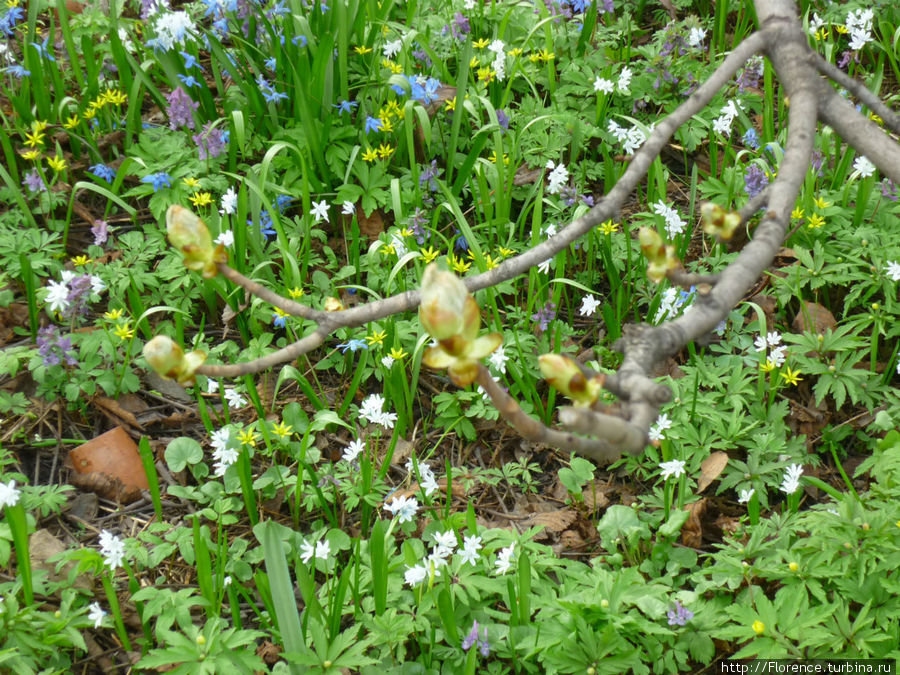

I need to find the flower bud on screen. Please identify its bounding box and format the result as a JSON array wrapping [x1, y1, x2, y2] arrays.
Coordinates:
[[143, 335, 207, 386], [638, 227, 678, 283], [324, 297, 344, 312], [419, 264, 469, 340], [166, 205, 226, 278], [752, 620, 765, 635], [700, 202, 740, 240], [538, 353, 602, 407]]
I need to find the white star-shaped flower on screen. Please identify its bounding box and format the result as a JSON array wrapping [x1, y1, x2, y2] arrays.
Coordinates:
[[593, 76, 614, 94], [659, 459, 686, 481], [311, 199, 329, 223], [579, 294, 601, 317]]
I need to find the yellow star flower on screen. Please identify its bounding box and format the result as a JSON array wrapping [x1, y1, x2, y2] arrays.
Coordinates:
[[63, 115, 79, 130], [104, 308, 124, 320], [508, 47, 523, 58], [445, 97, 457, 111], [21, 149, 41, 161], [354, 45, 373, 55], [288, 286, 304, 299], [367, 329, 387, 346], [381, 242, 396, 255], [272, 421, 293, 440], [420, 246, 439, 263], [31, 120, 48, 133], [71, 255, 92, 266], [384, 100, 402, 118], [483, 254, 499, 270], [780, 366, 802, 386], [791, 206, 804, 220], [399, 227, 414, 238], [376, 143, 394, 159], [380, 117, 395, 133], [806, 213, 825, 229], [183, 176, 201, 189], [389, 346, 407, 360], [477, 67, 496, 83], [24, 130, 45, 148], [599, 220, 619, 235], [237, 427, 259, 447], [448, 255, 471, 274], [113, 323, 135, 340], [472, 38, 490, 49], [813, 196, 831, 209], [362, 147, 379, 162], [47, 155, 67, 172], [82, 108, 96, 121], [190, 192, 213, 208], [469, 56, 480, 68]]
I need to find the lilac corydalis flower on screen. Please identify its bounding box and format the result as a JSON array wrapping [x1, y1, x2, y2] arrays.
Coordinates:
[[531, 301, 557, 332], [37, 325, 78, 367], [744, 165, 768, 198], [461, 620, 489, 656], [192, 122, 228, 160], [667, 600, 694, 626], [92, 220, 109, 246], [166, 86, 199, 130], [23, 169, 45, 194]]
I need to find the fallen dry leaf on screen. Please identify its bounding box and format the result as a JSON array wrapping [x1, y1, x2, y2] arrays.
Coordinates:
[[681, 498, 707, 548], [93, 396, 144, 431], [792, 300, 837, 334], [697, 451, 729, 493]]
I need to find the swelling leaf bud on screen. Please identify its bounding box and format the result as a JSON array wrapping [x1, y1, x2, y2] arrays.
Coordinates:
[[638, 228, 678, 283], [700, 202, 740, 240], [166, 205, 227, 278], [538, 353, 603, 406], [419, 264, 468, 340], [143, 335, 207, 386]]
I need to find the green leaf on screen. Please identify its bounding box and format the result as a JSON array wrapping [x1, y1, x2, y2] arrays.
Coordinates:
[[164, 437, 204, 472]]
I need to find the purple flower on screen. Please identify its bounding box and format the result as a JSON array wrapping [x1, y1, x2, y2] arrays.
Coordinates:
[[667, 600, 694, 626], [810, 150, 825, 177], [881, 178, 899, 202], [496, 109, 509, 132], [23, 169, 45, 194], [451, 12, 470, 39], [419, 160, 443, 192], [192, 122, 228, 160], [37, 325, 78, 367], [736, 56, 764, 93], [743, 165, 768, 198], [66, 274, 94, 318], [462, 621, 479, 651], [531, 301, 557, 332], [166, 87, 199, 130], [92, 220, 109, 246], [600, 0, 614, 13]]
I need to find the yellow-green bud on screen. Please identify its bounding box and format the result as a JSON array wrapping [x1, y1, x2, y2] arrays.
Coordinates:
[[638, 228, 678, 283], [166, 205, 227, 278], [143, 335, 207, 386], [538, 354, 603, 407], [419, 264, 469, 340], [700, 202, 740, 240]]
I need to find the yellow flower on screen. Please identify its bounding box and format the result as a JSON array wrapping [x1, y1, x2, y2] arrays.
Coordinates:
[[362, 147, 379, 162], [376, 143, 394, 159], [380, 117, 395, 133], [869, 113, 883, 126], [272, 421, 293, 440], [113, 323, 135, 340], [815, 28, 828, 41], [791, 206, 804, 220], [71, 255, 92, 266], [788, 561, 799, 572], [389, 346, 407, 360], [21, 149, 41, 161], [381, 242, 396, 255], [273, 307, 290, 324], [63, 115, 79, 130], [449, 255, 471, 274], [47, 155, 67, 172], [104, 308, 124, 321], [420, 246, 439, 263], [237, 427, 259, 447], [445, 97, 456, 111], [108, 89, 127, 106], [24, 130, 45, 148], [761, 360, 776, 373], [539, 49, 555, 62], [288, 286, 304, 299], [386, 60, 403, 74], [354, 45, 373, 55], [780, 366, 802, 386], [183, 176, 201, 189], [384, 100, 402, 118], [399, 227, 414, 238], [190, 192, 213, 208], [488, 151, 509, 164], [82, 108, 96, 121], [497, 246, 514, 258], [31, 120, 48, 133], [752, 620, 765, 635], [477, 66, 496, 82], [508, 47, 523, 58], [599, 220, 619, 235], [472, 38, 490, 49], [483, 254, 499, 270], [469, 56, 480, 69], [835, 24, 848, 34], [367, 329, 387, 346], [806, 213, 825, 229], [813, 196, 831, 209]]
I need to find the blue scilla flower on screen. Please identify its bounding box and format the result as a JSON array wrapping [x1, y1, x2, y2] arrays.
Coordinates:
[[742, 128, 760, 150], [275, 194, 293, 213], [293, 35, 307, 47], [30, 36, 55, 62], [334, 99, 358, 116], [3, 64, 30, 78], [265, 57, 276, 71], [89, 164, 117, 184], [249, 210, 276, 238], [179, 51, 204, 70], [337, 339, 369, 353], [177, 74, 201, 88], [141, 172, 173, 192], [364, 116, 383, 134], [0, 5, 25, 36]]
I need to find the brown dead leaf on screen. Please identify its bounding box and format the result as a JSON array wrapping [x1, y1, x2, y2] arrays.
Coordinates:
[[93, 396, 144, 430], [792, 300, 837, 335], [257, 642, 282, 666], [557, 529, 587, 552], [522, 509, 577, 536], [513, 165, 542, 186], [681, 498, 707, 548], [29, 529, 93, 590], [358, 207, 385, 239], [714, 513, 740, 537], [697, 452, 728, 493], [580, 487, 610, 512]]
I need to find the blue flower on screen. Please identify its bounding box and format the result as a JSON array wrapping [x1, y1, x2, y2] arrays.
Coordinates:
[[0, 6, 25, 36], [742, 128, 760, 150], [337, 339, 369, 353], [179, 51, 204, 71], [249, 209, 276, 238], [30, 36, 55, 62], [141, 172, 173, 192], [265, 57, 276, 71], [273, 313, 286, 328], [292, 35, 307, 47], [3, 64, 30, 78], [275, 194, 293, 213], [89, 164, 117, 184], [364, 116, 383, 134], [177, 74, 200, 88], [334, 99, 358, 116], [256, 75, 288, 103]]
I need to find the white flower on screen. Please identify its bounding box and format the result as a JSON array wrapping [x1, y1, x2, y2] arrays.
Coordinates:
[[433, 530, 458, 555], [0, 480, 21, 509], [738, 488, 755, 504], [495, 542, 515, 575], [311, 200, 329, 223], [808, 12, 825, 36], [607, 119, 627, 142], [459, 535, 482, 566], [579, 294, 601, 317], [224, 389, 247, 409], [885, 261, 900, 281], [754, 335, 769, 352], [768, 345, 787, 368], [359, 393, 385, 423], [845, 8, 873, 51], [384, 494, 419, 523], [215, 230, 234, 247], [206, 378, 220, 394], [98, 530, 126, 570], [420, 469, 439, 496], [659, 459, 686, 480], [212, 444, 239, 477], [712, 99, 741, 137], [546, 161, 569, 194], [853, 156, 875, 178], [210, 428, 231, 454], [489, 344, 508, 374], [343, 438, 365, 463], [651, 201, 686, 238], [152, 10, 195, 51], [300, 538, 331, 564], [390, 234, 407, 257], [341, 201, 355, 215], [90, 275, 105, 294], [381, 355, 395, 368], [593, 76, 614, 94], [780, 463, 803, 495], [488, 39, 505, 55], [88, 602, 106, 628], [45, 280, 70, 314], [220, 186, 238, 215], [383, 38, 403, 58], [405, 564, 427, 586], [766, 331, 782, 347], [223, 575, 232, 587], [463, 0, 475, 8], [622, 125, 648, 155], [537, 258, 552, 275], [617, 66, 632, 93], [648, 413, 672, 442], [687, 27, 706, 48]]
